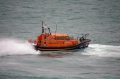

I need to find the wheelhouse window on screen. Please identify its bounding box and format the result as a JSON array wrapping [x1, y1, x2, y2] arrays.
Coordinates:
[[55, 36, 70, 40], [59, 36, 64, 40], [55, 37, 59, 40], [65, 36, 70, 40]]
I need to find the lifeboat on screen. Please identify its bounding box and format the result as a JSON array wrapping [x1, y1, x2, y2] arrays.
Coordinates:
[[28, 20, 91, 51]]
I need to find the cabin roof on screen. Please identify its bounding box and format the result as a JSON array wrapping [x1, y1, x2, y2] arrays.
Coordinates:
[[51, 33, 68, 36]]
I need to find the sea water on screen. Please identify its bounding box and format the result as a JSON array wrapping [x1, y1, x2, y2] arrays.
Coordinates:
[[0, 0, 120, 79]]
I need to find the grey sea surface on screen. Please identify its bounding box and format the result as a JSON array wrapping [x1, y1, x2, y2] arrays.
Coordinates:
[[0, 0, 120, 79]]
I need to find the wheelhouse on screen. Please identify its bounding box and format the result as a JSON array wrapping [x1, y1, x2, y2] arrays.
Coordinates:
[[35, 33, 78, 47]]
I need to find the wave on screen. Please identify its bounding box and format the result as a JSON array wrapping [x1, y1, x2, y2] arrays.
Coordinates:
[[0, 38, 39, 56], [82, 44, 120, 57]]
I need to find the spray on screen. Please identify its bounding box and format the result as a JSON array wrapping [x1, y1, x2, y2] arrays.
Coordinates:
[[0, 38, 39, 56]]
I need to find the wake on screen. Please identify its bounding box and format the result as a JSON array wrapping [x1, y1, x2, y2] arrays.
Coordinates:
[[82, 44, 120, 57], [0, 38, 39, 56]]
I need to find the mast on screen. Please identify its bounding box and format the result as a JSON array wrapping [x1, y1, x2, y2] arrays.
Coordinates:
[[42, 19, 44, 33], [41, 19, 51, 34]]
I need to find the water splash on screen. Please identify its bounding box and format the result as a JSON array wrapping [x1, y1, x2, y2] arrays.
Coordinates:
[[0, 38, 39, 56], [82, 44, 120, 57]]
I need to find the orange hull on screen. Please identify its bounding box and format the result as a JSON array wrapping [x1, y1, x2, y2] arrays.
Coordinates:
[[34, 39, 91, 51]]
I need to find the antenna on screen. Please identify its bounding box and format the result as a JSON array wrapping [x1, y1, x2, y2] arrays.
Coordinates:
[[55, 15, 58, 34], [42, 18, 43, 27], [55, 24, 57, 34], [42, 18, 44, 33]]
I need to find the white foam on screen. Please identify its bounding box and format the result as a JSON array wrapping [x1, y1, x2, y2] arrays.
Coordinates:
[[82, 44, 120, 57], [0, 38, 39, 56]]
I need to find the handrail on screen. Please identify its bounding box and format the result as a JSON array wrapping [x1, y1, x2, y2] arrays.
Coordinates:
[[77, 33, 89, 42]]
